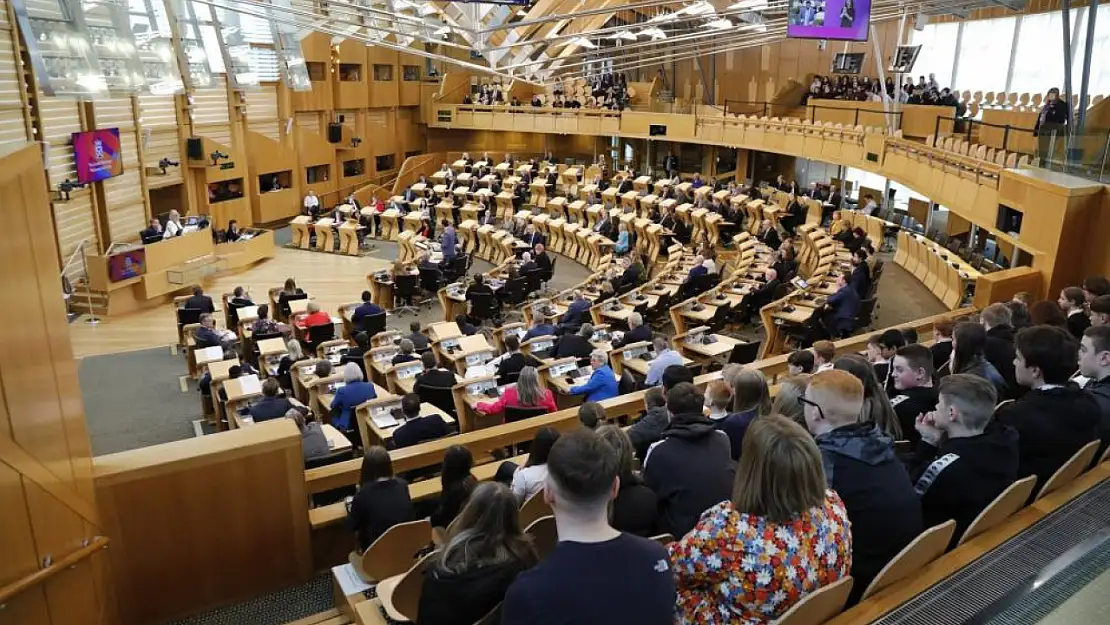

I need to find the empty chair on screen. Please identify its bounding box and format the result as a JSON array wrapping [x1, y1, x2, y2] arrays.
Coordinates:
[[376, 550, 438, 623], [773, 576, 854, 625], [956, 475, 1038, 546], [727, 341, 761, 364], [524, 515, 557, 560], [860, 521, 957, 600], [519, 491, 554, 529], [1034, 440, 1100, 501], [351, 518, 433, 583]]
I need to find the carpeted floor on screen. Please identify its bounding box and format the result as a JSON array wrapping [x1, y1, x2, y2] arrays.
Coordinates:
[[169, 572, 333, 625]]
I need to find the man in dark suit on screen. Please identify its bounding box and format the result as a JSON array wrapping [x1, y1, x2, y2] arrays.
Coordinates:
[[249, 379, 295, 422], [822, 273, 861, 338], [519, 252, 539, 274], [757, 220, 781, 250], [465, 274, 494, 302], [533, 244, 552, 274], [523, 226, 545, 249], [406, 321, 429, 350], [554, 324, 595, 359], [849, 249, 873, 299], [742, 268, 782, 324], [183, 286, 216, 314], [662, 152, 678, 178], [560, 292, 592, 328], [617, 176, 633, 194], [680, 257, 709, 298], [613, 313, 651, 348], [140, 218, 163, 241], [413, 352, 458, 396], [351, 290, 384, 325], [392, 392, 450, 449], [495, 335, 542, 384]]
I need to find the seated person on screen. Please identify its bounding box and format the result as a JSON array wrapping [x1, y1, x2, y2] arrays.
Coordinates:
[[465, 274, 494, 302], [554, 324, 596, 360], [614, 223, 631, 255], [848, 249, 872, 299], [613, 313, 651, 348], [392, 393, 450, 449], [413, 352, 457, 401], [912, 374, 1019, 544], [351, 290, 384, 325], [302, 301, 331, 328], [741, 268, 781, 322], [518, 252, 538, 275], [533, 244, 552, 274], [341, 332, 371, 378], [431, 446, 477, 529], [668, 416, 851, 623], [330, 363, 378, 446], [288, 408, 330, 462], [348, 446, 414, 552], [418, 252, 441, 274], [248, 378, 295, 422], [821, 273, 860, 339], [476, 366, 558, 415], [251, 304, 287, 337], [194, 313, 236, 349], [524, 316, 557, 341], [495, 335, 542, 385], [619, 256, 645, 289], [787, 349, 815, 375], [224, 219, 242, 242], [407, 321, 430, 350], [184, 285, 216, 314], [140, 218, 163, 241], [645, 336, 684, 387], [392, 339, 419, 365], [559, 291, 592, 329], [568, 350, 619, 402], [418, 483, 538, 625], [455, 313, 479, 336], [803, 370, 922, 604], [276, 339, 307, 391], [228, 286, 253, 308], [889, 344, 940, 447]]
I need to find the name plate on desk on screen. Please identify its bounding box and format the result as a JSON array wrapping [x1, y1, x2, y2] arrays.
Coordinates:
[[549, 361, 578, 377], [466, 379, 497, 395], [396, 363, 424, 379], [623, 345, 649, 359], [465, 351, 493, 367]]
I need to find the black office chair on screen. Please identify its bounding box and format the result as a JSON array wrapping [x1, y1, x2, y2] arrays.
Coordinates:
[[278, 292, 308, 321], [522, 269, 543, 297], [501, 277, 529, 307], [685, 362, 704, 377], [417, 384, 457, 419], [727, 341, 762, 364], [360, 311, 388, 338], [707, 302, 732, 333], [419, 266, 444, 293], [853, 297, 878, 332], [505, 405, 548, 423], [303, 323, 335, 355], [445, 255, 469, 283], [692, 273, 717, 296], [469, 291, 500, 322], [177, 306, 203, 329], [617, 370, 637, 395], [394, 273, 423, 316]]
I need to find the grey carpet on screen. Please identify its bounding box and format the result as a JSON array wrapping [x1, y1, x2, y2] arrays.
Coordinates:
[[169, 572, 333, 625], [80, 347, 204, 456]]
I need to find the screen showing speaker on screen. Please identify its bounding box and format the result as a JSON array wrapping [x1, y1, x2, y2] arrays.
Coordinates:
[[72, 128, 124, 184], [649, 124, 667, 136], [786, 0, 871, 42], [108, 249, 146, 282]]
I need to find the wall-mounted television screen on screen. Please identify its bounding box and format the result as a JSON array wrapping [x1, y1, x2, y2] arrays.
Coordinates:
[[108, 248, 146, 282], [786, 0, 871, 42], [72, 128, 124, 184]]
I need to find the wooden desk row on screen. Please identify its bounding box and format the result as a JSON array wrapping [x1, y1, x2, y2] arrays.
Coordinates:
[[893, 230, 981, 309]]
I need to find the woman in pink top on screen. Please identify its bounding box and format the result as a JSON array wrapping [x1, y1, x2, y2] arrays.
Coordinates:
[[476, 366, 557, 415]]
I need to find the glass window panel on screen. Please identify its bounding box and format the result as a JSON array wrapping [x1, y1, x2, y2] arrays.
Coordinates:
[[910, 23, 959, 90], [1011, 11, 1068, 97], [954, 17, 1016, 93]]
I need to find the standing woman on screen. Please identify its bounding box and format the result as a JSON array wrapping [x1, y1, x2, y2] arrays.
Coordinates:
[[839, 0, 856, 27], [669, 415, 852, 624], [1034, 87, 1070, 160], [431, 445, 477, 529], [417, 483, 538, 625], [348, 446, 415, 552]]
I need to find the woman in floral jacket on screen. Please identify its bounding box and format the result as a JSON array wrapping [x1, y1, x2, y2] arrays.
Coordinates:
[[669, 415, 852, 624]]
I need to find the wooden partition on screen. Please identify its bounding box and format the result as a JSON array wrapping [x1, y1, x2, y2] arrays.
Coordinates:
[[806, 99, 956, 138], [0, 143, 115, 625], [94, 420, 312, 625]]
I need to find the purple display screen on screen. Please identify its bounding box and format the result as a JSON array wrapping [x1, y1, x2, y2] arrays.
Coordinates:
[[786, 0, 871, 42]]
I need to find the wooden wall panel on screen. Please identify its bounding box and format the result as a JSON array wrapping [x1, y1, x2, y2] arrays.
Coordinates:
[[0, 30, 29, 152], [246, 83, 281, 142], [39, 98, 99, 272], [0, 142, 106, 625], [94, 98, 147, 244], [296, 111, 321, 135], [192, 79, 233, 147], [137, 93, 182, 188]]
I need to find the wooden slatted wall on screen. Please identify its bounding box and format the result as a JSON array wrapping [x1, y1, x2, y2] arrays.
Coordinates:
[[138, 92, 184, 188], [0, 0, 30, 152], [295, 111, 321, 135], [246, 83, 281, 141], [40, 97, 99, 274], [95, 97, 147, 243], [192, 77, 233, 147]]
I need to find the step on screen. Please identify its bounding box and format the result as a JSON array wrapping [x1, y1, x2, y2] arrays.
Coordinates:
[[281, 608, 352, 625]]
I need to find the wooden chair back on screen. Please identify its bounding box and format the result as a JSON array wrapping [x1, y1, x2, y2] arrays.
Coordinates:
[[519, 491, 554, 528], [650, 533, 675, 546], [378, 550, 438, 623], [357, 518, 433, 582], [861, 520, 957, 600], [773, 575, 854, 625], [1100, 443, 1110, 465], [1035, 440, 1100, 501], [957, 475, 1037, 546], [525, 515, 558, 559]]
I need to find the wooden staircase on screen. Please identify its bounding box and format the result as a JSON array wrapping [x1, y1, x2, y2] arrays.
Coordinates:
[[68, 280, 109, 317], [283, 608, 353, 625]]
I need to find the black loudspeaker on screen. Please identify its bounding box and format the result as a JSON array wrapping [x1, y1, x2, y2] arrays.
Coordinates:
[[649, 124, 667, 137], [186, 137, 204, 160], [327, 123, 342, 143]]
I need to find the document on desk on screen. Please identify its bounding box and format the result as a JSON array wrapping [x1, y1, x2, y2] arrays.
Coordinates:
[[239, 375, 262, 395], [197, 346, 223, 362], [371, 412, 398, 429], [333, 563, 372, 596]]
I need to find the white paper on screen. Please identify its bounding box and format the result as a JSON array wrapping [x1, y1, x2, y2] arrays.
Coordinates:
[[238, 375, 262, 395], [371, 412, 398, 428], [333, 563, 372, 596], [198, 346, 223, 362]]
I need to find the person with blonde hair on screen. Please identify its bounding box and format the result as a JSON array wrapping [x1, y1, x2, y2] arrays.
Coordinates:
[[803, 370, 921, 605], [771, 374, 811, 425], [669, 415, 851, 623]]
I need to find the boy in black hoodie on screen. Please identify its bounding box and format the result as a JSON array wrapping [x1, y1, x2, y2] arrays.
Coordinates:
[[997, 325, 1100, 493], [1078, 325, 1110, 459], [911, 374, 1019, 546], [981, 303, 1020, 400], [643, 382, 734, 537], [890, 344, 940, 448], [804, 370, 922, 605]]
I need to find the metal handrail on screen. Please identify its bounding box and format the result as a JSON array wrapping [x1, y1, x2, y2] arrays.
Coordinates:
[[59, 237, 99, 324]]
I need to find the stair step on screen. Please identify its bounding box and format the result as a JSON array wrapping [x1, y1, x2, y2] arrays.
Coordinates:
[[281, 608, 351, 625]]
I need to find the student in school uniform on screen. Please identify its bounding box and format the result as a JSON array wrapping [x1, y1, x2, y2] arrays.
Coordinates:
[[348, 446, 414, 552]]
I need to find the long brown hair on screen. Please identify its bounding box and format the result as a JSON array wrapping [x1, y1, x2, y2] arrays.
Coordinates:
[[437, 482, 537, 574], [731, 369, 772, 415], [732, 415, 827, 522]]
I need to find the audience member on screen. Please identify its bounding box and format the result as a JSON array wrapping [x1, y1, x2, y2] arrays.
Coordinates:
[[833, 354, 902, 440], [1078, 326, 1110, 457], [803, 370, 922, 605], [1090, 295, 1110, 326], [981, 303, 1019, 399], [931, 320, 954, 372], [997, 326, 1100, 490], [569, 351, 619, 402], [1082, 276, 1110, 303], [597, 425, 659, 537], [645, 336, 683, 387], [431, 445, 478, 529], [249, 378, 295, 422], [1059, 286, 1092, 339], [500, 429, 676, 625], [669, 415, 852, 623], [643, 382, 734, 537], [889, 344, 939, 446], [788, 349, 815, 375], [813, 340, 836, 372], [577, 401, 605, 429], [392, 392, 450, 449], [771, 375, 811, 425], [715, 369, 772, 460], [628, 386, 670, 461], [613, 312, 651, 347], [1029, 300, 1067, 328], [348, 447, 414, 552], [950, 322, 1007, 396], [510, 427, 560, 502], [911, 375, 1018, 543]]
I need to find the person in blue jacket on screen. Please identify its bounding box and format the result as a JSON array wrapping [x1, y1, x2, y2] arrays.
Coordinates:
[[822, 272, 861, 339], [569, 351, 619, 402], [330, 362, 377, 446]]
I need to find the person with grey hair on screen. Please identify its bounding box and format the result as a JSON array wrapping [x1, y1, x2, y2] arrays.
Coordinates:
[[329, 361, 377, 445], [554, 322, 595, 360], [645, 335, 683, 387], [569, 351, 618, 402], [519, 251, 538, 274], [288, 408, 330, 462], [391, 338, 418, 365], [911, 374, 1019, 543], [613, 312, 651, 348]]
